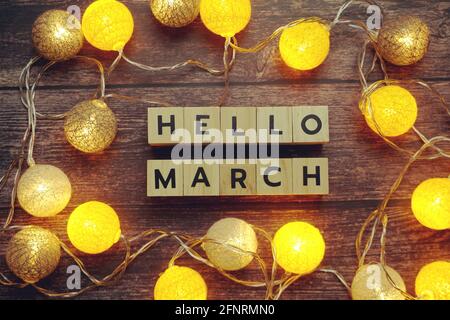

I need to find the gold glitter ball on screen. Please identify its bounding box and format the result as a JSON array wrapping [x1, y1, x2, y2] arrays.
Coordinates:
[[377, 16, 430, 66], [32, 10, 84, 61], [64, 99, 118, 153], [6, 227, 61, 284], [150, 0, 200, 28]]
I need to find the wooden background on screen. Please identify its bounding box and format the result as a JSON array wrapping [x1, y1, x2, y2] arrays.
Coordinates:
[[0, 0, 449, 300]]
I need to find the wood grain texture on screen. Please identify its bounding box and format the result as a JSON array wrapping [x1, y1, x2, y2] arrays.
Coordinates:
[[0, 0, 449, 300]]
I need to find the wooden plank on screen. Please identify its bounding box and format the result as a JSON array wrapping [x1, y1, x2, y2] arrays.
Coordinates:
[[147, 160, 183, 197]]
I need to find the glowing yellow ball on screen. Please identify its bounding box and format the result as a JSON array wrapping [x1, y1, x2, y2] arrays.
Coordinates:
[[411, 178, 450, 230], [415, 261, 450, 300], [154, 266, 207, 300], [6, 227, 61, 284], [64, 99, 118, 153], [202, 218, 258, 271], [200, 0, 251, 37], [82, 0, 134, 51], [351, 263, 406, 300], [279, 21, 330, 71], [17, 164, 72, 217], [67, 201, 121, 254], [362, 85, 418, 137], [273, 221, 325, 275], [32, 10, 84, 61]]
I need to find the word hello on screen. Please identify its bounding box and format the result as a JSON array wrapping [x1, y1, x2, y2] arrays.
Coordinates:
[[147, 158, 328, 197], [148, 106, 329, 145]]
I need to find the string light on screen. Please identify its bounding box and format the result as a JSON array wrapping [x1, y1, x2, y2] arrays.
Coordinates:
[[150, 0, 200, 28], [200, 0, 252, 37], [202, 218, 258, 271], [82, 0, 134, 51], [6, 227, 61, 284], [273, 221, 325, 275], [279, 21, 330, 71], [64, 99, 118, 153], [17, 164, 72, 217], [67, 201, 121, 254], [361, 85, 418, 137], [154, 265, 207, 300], [415, 261, 450, 300], [411, 178, 450, 230], [351, 264, 406, 300], [32, 10, 84, 61]]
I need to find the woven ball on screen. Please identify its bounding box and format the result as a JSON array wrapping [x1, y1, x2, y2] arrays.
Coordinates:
[[17, 164, 72, 217], [150, 0, 200, 28], [6, 227, 61, 284], [279, 21, 330, 71], [362, 85, 418, 137], [377, 16, 430, 66], [82, 0, 134, 51], [202, 218, 258, 271], [64, 99, 117, 153], [154, 266, 207, 300], [67, 201, 121, 254], [32, 10, 84, 61], [273, 221, 325, 275], [415, 261, 450, 300], [200, 0, 251, 37], [351, 263, 406, 300], [411, 178, 450, 230]]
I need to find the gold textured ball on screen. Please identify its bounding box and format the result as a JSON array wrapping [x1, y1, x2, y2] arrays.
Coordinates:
[[6, 227, 61, 284], [32, 10, 84, 61], [150, 0, 200, 28], [17, 164, 72, 217], [377, 16, 430, 66], [64, 99, 117, 153], [154, 266, 207, 300], [202, 218, 258, 271], [415, 261, 450, 300], [351, 264, 406, 300]]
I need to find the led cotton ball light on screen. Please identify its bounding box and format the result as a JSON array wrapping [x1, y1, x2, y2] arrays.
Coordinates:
[[151, 0, 200, 28], [202, 218, 258, 271], [67, 201, 121, 254], [273, 221, 325, 275], [411, 178, 450, 230], [17, 164, 72, 217], [200, 0, 251, 37], [351, 264, 406, 300], [154, 266, 207, 300], [6, 227, 61, 284], [377, 16, 430, 66], [279, 21, 330, 71], [64, 99, 117, 153], [362, 85, 418, 137], [82, 0, 134, 51], [415, 261, 450, 300], [32, 10, 84, 61]]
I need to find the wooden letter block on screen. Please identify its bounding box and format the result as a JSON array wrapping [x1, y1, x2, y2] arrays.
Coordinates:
[[220, 164, 256, 196], [148, 107, 184, 145], [184, 107, 221, 144], [292, 106, 329, 144], [147, 160, 183, 197], [184, 163, 220, 196], [256, 159, 293, 195], [221, 107, 256, 144], [292, 158, 329, 195], [257, 107, 293, 143]]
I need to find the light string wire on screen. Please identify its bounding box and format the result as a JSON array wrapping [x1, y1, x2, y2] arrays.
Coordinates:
[[0, 0, 448, 300], [353, 11, 450, 300]]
